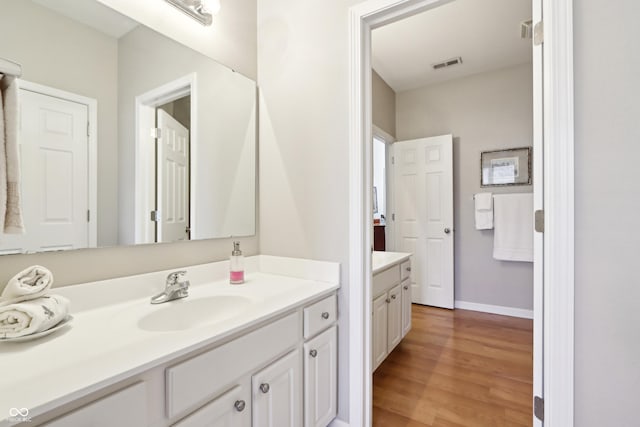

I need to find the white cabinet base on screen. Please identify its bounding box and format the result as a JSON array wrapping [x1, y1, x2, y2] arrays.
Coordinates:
[[304, 326, 337, 427]]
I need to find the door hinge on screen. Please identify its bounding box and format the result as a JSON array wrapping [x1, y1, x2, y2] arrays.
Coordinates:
[[391, 156, 395, 165], [534, 209, 544, 233], [87, 210, 90, 222], [533, 21, 544, 46], [534, 396, 544, 421], [391, 213, 395, 221], [87, 122, 90, 137], [151, 128, 162, 139], [150, 210, 160, 222]]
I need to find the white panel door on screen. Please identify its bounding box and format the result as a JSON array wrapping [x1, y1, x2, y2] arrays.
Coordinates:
[[0, 89, 89, 255], [303, 326, 337, 427], [394, 135, 454, 308], [252, 349, 302, 427], [172, 382, 251, 427], [371, 293, 388, 372], [156, 109, 189, 242]]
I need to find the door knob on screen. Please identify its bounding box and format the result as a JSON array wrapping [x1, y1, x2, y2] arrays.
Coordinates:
[[234, 400, 246, 412], [444, 228, 451, 234]]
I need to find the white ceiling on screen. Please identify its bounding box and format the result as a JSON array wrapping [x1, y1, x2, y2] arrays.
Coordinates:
[[32, 0, 138, 39], [372, 0, 532, 92]]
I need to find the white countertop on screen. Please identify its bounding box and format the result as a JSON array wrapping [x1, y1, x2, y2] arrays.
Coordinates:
[[372, 251, 412, 274], [0, 256, 339, 424]]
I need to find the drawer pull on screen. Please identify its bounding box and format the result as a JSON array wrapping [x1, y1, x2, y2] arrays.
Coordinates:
[[385, 298, 391, 304], [234, 400, 246, 412], [391, 294, 397, 300], [321, 312, 330, 320], [403, 285, 409, 290], [259, 383, 270, 394], [310, 349, 318, 358], [406, 266, 412, 272]]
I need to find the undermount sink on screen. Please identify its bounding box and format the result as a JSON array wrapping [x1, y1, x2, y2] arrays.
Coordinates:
[[138, 295, 252, 332]]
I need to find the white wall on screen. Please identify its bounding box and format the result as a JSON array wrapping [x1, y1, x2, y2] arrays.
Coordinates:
[[257, 0, 362, 421], [396, 63, 534, 310], [574, 0, 640, 425], [98, 0, 257, 79], [0, 0, 119, 247], [118, 25, 256, 244]]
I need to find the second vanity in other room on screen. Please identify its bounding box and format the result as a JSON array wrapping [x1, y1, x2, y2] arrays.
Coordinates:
[[0, 256, 339, 427], [371, 251, 412, 372]]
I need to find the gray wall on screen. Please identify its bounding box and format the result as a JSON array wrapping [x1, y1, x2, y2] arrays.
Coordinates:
[[396, 63, 533, 310], [0, 0, 258, 288], [0, 0, 119, 248], [372, 70, 396, 137], [574, 0, 640, 425]]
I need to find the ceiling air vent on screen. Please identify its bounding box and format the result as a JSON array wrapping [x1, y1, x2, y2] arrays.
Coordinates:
[[432, 56, 463, 70]]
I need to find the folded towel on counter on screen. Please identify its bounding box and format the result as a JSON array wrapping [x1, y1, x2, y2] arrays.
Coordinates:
[[0, 265, 54, 306], [0, 294, 69, 339], [474, 192, 494, 230], [493, 193, 533, 262]]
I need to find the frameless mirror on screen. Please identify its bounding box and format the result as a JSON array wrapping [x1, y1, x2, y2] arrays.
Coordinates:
[[0, 0, 256, 255]]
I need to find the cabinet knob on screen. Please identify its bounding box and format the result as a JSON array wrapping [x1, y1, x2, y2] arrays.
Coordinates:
[[259, 383, 270, 394], [321, 312, 330, 320], [385, 298, 391, 304], [444, 227, 451, 234], [234, 400, 246, 412], [406, 266, 412, 272], [391, 294, 397, 300], [403, 285, 409, 290], [310, 349, 318, 358]]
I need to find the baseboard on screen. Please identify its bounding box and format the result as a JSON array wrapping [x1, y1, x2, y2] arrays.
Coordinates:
[[328, 418, 350, 427], [454, 300, 533, 319]]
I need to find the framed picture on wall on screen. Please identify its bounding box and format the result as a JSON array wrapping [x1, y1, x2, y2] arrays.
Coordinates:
[[481, 147, 532, 186]]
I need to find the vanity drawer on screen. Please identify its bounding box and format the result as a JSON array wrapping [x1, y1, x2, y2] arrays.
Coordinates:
[[373, 265, 400, 298], [45, 382, 147, 427], [166, 312, 300, 418], [303, 294, 337, 339], [400, 260, 411, 281]]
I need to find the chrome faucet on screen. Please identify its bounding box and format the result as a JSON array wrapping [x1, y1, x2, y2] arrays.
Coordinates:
[[150, 271, 190, 304]]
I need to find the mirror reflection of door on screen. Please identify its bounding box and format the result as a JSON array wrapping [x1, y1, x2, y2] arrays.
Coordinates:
[[156, 96, 190, 242], [0, 87, 92, 255]]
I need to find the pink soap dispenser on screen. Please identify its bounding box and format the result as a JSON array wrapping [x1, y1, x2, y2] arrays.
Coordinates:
[[230, 241, 245, 284]]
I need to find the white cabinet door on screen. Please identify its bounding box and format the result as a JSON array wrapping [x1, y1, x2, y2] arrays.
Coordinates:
[[387, 284, 403, 353], [253, 349, 302, 427], [173, 382, 251, 427], [372, 293, 388, 372], [401, 278, 412, 338], [304, 326, 337, 427]]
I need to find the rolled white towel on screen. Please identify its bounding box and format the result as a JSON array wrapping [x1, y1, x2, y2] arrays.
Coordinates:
[[0, 265, 53, 306], [0, 295, 69, 339]]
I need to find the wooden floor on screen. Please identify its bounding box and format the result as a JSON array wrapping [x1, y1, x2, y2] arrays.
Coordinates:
[[373, 305, 533, 427]]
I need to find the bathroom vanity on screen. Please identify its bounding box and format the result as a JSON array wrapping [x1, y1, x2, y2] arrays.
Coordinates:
[[0, 256, 339, 427], [371, 251, 412, 372]]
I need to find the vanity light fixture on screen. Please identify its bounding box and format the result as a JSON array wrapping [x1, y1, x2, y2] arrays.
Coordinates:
[[164, 0, 220, 26]]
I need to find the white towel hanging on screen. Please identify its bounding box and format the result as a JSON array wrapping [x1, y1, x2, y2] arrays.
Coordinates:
[[493, 193, 533, 262], [474, 192, 494, 230]]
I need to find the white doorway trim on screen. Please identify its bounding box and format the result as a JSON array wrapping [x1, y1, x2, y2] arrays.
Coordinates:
[[347, 2, 574, 427], [19, 80, 98, 248], [134, 73, 197, 244]]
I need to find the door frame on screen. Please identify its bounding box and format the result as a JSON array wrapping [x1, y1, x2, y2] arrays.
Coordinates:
[[347, 1, 574, 427], [19, 80, 98, 248], [134, 73, 196, 244]]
